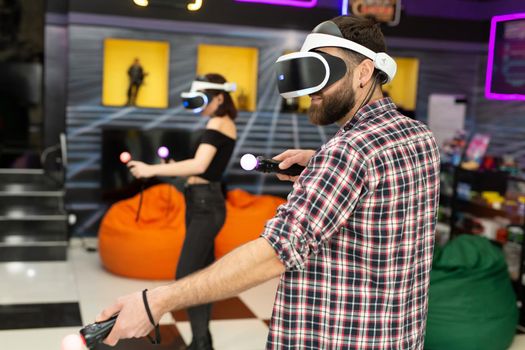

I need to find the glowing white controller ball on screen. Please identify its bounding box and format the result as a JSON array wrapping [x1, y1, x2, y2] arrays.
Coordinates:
[[119, 151, 132, 164], [61, 334, 84, 350], [240, 154, 258, 171], [157, 146, 169, 159]]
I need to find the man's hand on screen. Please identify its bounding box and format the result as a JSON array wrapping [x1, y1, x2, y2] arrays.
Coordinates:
[[273, 149, 316, 182], [96, 289, 164, 346], [94, 238, 284, 346], [128, 160, 155, 178]]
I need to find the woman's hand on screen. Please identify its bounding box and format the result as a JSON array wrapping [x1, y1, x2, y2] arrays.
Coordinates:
[[128, 161, 155, 179]]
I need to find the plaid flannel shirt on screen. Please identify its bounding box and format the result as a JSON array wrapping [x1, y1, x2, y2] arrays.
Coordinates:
[[262, 98, 440, 349]]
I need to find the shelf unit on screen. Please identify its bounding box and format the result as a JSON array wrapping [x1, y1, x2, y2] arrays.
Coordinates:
[[440, 165, 525, 325]]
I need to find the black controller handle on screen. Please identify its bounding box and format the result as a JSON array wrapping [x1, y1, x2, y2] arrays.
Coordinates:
[[256, 157, 305, 176], [80, 314, 118, 349]]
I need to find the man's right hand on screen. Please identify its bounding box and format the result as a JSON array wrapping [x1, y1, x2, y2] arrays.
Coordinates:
[[273, 149, 316, 182]]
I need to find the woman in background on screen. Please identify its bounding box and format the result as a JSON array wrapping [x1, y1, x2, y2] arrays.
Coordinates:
[[128, 73, 237, 350]]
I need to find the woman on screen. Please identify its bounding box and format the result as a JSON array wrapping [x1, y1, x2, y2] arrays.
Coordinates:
[[128, 73, 237, 350]]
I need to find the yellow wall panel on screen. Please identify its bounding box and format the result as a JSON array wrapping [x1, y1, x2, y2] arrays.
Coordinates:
[[102, 39, 170, 108], [298, 95, 311, 112], [197, 44, 259, 112], [383, 57, 419, 111]]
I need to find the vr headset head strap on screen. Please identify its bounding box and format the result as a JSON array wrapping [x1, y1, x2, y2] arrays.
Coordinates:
[[190, 81, 237, 93], [300, 21, 396, 83]]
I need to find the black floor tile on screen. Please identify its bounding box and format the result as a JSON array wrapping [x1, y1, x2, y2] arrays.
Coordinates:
[[94, 325, 186, 349], [0, 245, 67, 262], [0, 302, 82, 330], [171, 297, 257, 321]]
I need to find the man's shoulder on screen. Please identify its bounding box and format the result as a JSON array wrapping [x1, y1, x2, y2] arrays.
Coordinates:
[[340, 111, 436, 158], [322, 133, 367, 162]]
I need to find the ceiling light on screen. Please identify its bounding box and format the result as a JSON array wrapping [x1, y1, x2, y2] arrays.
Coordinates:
[[187, 0, 203, 11], [133, 0, 149, 7]]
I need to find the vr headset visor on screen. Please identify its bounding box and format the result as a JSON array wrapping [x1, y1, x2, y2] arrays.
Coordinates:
[[275, 21, 397, 98], [276, 51, 347, 99], [181, 81, 236, 113]]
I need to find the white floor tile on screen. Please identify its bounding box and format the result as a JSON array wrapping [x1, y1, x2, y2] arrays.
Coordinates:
[[159, 311, 175, 325], [239, 278, 279, 319], [0, 327, 81, 350], [0, 261, 78, 304], [174, 321, 193, 345], [509, 334, 525, 350], [68, 244, 172, 324], [176, 319, 269, 350]]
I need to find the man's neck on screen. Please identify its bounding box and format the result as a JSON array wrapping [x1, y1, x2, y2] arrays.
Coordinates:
[[337, 89, 384, 126]]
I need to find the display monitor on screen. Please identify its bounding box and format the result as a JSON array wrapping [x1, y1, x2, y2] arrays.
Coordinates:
[[485, 13, 525, 101]]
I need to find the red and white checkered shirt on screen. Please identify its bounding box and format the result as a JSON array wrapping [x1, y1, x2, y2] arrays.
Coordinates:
[[261, 98, 440, 350]]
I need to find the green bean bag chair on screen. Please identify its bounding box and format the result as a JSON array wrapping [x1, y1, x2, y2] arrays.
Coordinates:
[[425, 235, 518, 350]]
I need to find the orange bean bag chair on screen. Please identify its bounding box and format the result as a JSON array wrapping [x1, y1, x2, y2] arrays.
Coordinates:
[[215, 189, 286, 259], [99, 184, 186, 280], [98, 185, 286, 280]]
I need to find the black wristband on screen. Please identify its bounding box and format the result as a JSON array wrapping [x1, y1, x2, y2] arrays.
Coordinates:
[[142, 289, 156, 326], [142, 289, 161, 344]]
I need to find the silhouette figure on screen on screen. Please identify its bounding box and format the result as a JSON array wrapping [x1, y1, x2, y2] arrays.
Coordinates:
[[126, 58, 148, 106]]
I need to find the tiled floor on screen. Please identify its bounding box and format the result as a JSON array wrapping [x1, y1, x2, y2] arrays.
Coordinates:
[[0, 239, 278, 349], [1, 239, 525, 350]]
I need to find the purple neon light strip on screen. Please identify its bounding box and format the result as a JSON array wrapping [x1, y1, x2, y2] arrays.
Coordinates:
[[235, 0, 317, 8], [341, 0, 349, 15], [485, 12, 525, 101]]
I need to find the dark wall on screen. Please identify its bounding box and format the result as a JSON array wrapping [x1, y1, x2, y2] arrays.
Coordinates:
[[67, 0, 490, 43], [43, 25, 67, 151], [43, 0, 68, 159], [47, 0, 68, 13], [0, 0, 45, 168], [45, 1, 525, 236], [55, 23, 434, 235], [63, 17, 525, 237], [65, 23, 341, 236], [404, 0, 525, 20]]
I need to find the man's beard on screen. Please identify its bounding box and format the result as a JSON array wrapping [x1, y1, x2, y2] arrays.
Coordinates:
[[308, 79, 356, 126]]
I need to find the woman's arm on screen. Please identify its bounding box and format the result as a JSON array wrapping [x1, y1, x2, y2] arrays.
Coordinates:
[[128, 139, 219, 179], [128, 118, 230, 179], [128, 143, 217, 178]]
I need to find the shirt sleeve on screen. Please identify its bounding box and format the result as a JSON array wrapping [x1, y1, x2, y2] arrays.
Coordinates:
[[261, 141, 368, 271], [200, 129, 224, 148]]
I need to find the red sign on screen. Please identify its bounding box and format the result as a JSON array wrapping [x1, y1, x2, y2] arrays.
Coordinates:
[[350, 0, 401, 26]]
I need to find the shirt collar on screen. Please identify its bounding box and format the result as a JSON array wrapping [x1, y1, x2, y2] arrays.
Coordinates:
[[341, 97, 397, 132]]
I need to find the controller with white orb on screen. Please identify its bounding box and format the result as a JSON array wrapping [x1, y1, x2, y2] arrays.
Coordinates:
[[240, 153, 305, 176], [61, 315, 117, 350]]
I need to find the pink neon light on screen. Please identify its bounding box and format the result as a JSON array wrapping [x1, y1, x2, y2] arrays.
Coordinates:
[[485, 12, 525, 101], [235, 0, 317, 8]]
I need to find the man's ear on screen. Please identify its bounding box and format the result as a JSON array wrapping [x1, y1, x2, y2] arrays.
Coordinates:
[[357, 59, 375, 87]]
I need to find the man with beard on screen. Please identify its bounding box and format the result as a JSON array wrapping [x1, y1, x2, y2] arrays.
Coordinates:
[[96, 15, 440, 350]]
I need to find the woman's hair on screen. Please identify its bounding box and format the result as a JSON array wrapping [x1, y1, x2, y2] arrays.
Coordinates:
[[199, 73, 237, 120]]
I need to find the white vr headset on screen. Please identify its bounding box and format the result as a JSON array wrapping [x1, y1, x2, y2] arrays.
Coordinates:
[[275, 21, 397, 99], [181, 80, 237, 113]]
